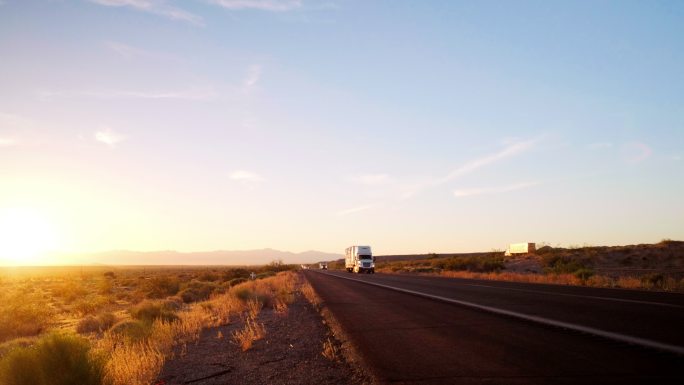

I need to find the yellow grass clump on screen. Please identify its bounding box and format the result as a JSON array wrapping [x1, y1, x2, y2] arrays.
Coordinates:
[[232, 317, 266, 352], [104, 340, 164, 385], [300, 281, 320, 309]]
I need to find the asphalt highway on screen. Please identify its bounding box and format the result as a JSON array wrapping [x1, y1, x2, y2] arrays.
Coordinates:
[[303, 270, 684, 384]]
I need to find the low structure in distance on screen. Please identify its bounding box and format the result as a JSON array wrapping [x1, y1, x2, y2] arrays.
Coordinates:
[[505, 242, 536, 257]]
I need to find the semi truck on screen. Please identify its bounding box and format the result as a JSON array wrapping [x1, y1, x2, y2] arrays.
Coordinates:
[[319, 262, 328, 270], [345, 245, 374, 274], [504, 242, 536, 256]]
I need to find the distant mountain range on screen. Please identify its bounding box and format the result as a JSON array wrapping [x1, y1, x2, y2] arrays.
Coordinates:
[[67, 249, 343, 266]]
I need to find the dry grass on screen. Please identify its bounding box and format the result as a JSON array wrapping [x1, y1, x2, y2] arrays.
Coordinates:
[[434, 270, 684, 291], [231, 317, 266, 352], [300, 281, 320, 309], [247, 299, 263, 320], [322, 337, 338, 361], [103, 340, 164, 385], [0, 268, 299, 384], [273, 297, 289, 314]]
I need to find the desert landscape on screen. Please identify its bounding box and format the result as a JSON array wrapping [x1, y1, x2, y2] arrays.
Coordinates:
[[362, 240, 684, 291], [2, 0, 683, 383], [0, 264, 367, 384], [1, 240, 683, 384]]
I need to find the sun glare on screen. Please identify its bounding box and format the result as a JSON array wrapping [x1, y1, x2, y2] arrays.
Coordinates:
[[0, 208, 59, 265]]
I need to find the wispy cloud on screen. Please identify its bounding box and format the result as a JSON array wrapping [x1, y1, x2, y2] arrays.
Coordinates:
[[349, 173, 391, 186], [94, 128, 125, 147], [88, 0, 204, 26], [105, 41, 153, 59], [437, 138, 540, 185], [337, 204, 374, 216], [230, 170, 265, 183], [401, 137, 541, 200], [454, 181, 540, 198], [209, 0, 303, 12], [621, 141, 652, 163], [243, 65, 262, 88], [39, 88, 217, 101]]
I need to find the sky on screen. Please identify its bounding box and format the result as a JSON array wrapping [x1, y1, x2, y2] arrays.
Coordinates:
[[0, 0, 683, 264]]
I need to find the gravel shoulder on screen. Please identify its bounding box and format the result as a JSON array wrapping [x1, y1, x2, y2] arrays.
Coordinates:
[[156, 276, 366, 385]]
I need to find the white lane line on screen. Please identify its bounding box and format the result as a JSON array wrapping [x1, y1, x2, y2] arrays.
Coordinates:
[[380, 275, 683, 308], [315, 271, 684, 355], [462, 283, 684, 308]]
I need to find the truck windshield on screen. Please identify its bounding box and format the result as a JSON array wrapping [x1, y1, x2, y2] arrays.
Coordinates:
[[359, 256, 372, 260]]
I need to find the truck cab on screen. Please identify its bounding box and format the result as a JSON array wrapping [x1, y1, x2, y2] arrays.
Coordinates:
[[345, 245, 375, 274]]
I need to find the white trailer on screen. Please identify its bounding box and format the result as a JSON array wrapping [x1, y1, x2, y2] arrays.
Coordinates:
[[345, 245, 374, 274], [505, 242, 536, 256]]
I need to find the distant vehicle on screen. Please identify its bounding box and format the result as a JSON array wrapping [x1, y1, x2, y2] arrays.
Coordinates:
[[301, 264, 309, 270], [505, 242, 536, 256], [319, 262, 328, 270], [345, 245, 374, 274]]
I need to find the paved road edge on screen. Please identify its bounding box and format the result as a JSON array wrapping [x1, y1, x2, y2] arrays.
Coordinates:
[[313, 270, 684, 355]]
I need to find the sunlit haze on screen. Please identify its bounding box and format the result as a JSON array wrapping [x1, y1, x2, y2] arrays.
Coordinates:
[[1, 1, 683, 264]]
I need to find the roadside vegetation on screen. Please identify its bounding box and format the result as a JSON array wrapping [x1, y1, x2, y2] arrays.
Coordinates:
[[372, 240, 684, 292], [0, 262, 297, 385]]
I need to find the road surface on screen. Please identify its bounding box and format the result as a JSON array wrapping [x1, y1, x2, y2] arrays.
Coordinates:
[[303, 270, 684, 384]]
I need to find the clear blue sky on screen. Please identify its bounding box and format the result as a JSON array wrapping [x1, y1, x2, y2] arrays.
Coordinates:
[[1, 0, 682, 263]]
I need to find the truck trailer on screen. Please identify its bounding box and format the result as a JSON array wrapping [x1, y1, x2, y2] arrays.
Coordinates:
[[345, 245, 374, 274], [505, 242, 536, 256]]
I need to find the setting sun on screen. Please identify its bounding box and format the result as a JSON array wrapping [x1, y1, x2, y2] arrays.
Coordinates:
[[0, 207, 59, 265]]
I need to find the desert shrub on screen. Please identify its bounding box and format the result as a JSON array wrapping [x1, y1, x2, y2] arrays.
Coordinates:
[[144, 276, 180, 298], [77, 313, 117, 334], [77, 316, 101, 334], [431, 255, 504, 273], [103, 271, 116, 279], [542, 254, 588, 275], [52, 281, 88, 303], [222, 268, 250, 281], [72, 296, 110, 316], [109, 320, 151, 342], [536, 245, 554, 255], [228, 277, 248, 286], [0, 293, 54, 343], [198, 271, 219, 282], [232, 286, 253, 302], [98, 279, 114, 295], [0, 333, 105, 385], [573, 268, 594, 281], [179, 281, 219, 303], [130, 300, 178, 324], [98, 312, 117, 330], [641, 273, 665, 289], [256, 271, 276, 279]]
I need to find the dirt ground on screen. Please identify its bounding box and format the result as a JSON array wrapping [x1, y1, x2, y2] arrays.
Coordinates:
[[155, 289, 367, 385]]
